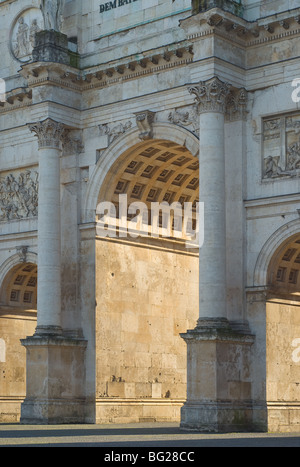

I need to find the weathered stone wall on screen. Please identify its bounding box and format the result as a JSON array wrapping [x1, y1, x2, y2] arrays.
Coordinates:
[[95, 237, 198, 423], [266, 300, 300, 432], [0, 311, 36, 422]]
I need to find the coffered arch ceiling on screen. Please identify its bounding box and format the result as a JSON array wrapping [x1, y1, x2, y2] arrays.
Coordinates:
[[97, 139, 199, 240], [0, 263, 37, 309], [268, 236, 300, 296]]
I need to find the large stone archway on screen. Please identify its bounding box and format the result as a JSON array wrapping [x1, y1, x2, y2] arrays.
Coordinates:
[[92, 134, 200, 423], [82, 77, 253, 430]]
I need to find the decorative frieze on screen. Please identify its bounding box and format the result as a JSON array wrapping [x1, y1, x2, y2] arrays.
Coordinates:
[[168, 106, 199, 135], [0, 169, 38, 221], [262, 112, 300, 179], [98, 112, 156, 146], [99, 120, 133, 145]]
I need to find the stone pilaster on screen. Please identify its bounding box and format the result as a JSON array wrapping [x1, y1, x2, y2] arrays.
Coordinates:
[[180, 77, 254, 432]]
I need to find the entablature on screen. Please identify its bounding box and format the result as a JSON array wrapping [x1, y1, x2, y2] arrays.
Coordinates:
[[12, 42, 194, 96]]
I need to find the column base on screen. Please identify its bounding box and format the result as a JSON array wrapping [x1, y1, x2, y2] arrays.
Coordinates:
[[180, 318, 255, 432], [180, 401, 254, 433], [34, 325, 63, 336], [20, 334, 87, 425], [20, 398, 86, 425]]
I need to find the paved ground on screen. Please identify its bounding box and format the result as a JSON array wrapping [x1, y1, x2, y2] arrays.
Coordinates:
[[0, 422, 300, 447]]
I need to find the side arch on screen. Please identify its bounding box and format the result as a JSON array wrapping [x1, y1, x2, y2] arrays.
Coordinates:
[[253, 219, 300, 287], [83, 123, 199, 223], [0, 252, 38, 422], [0, 252, 37, 290], [0, 252, 38, 307]]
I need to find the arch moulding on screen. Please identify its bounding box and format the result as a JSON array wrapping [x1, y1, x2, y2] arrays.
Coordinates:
[[82, 122, 199, 224]]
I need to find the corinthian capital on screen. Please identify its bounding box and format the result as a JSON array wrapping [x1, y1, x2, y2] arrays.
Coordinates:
[[28, 118, 65, 149], [188, 77, 231, 114]]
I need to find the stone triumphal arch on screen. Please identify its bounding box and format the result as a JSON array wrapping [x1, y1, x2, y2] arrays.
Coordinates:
[[1, 0, 300, 432]]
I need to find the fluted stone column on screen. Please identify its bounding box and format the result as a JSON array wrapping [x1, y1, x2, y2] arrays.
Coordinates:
[[29, 118, 64, 335], [20, 118, 87, 425], [191, 77, 229, 327], [180, 78, 254, 432]]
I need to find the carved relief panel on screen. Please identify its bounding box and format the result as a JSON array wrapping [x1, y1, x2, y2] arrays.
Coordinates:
[[168, 106, 199, 136], [0, 169, 39, 221], [263, 112, 300, 179], [10, 8, 44, 62]]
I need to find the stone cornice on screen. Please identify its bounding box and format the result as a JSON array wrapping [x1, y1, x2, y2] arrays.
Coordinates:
[[181, 7, 300, 47], [76, 44, 194, 90], [16, 44, 194, 94], [85, 56, 193, 90], [0, 87, 32, 112], [19, 62, 83, 92], [0, 48, 193, 112]]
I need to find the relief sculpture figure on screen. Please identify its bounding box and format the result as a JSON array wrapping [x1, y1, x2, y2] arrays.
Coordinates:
[[14, 17, 30, 57], [0, 171, 38, 221]]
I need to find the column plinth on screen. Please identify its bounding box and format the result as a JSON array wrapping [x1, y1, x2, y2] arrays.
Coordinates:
[[20, 335, 87, 425]]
